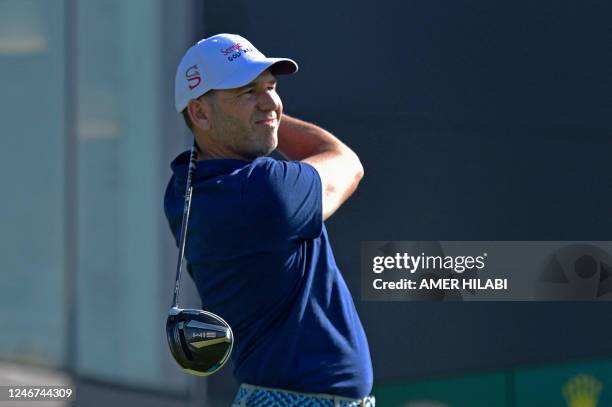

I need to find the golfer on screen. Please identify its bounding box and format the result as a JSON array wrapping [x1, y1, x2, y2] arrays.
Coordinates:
[[164, 33, 374, 406]]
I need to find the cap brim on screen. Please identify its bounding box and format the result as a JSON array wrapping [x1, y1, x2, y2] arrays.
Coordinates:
[[211, 58, 298, 91]]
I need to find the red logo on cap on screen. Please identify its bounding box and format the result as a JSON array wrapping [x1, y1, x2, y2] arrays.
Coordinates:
[[221, 42, 243, 55], [186, 64, 201, 90]]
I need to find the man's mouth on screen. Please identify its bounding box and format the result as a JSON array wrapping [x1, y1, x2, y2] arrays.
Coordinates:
[[255, 118, 277, 126]]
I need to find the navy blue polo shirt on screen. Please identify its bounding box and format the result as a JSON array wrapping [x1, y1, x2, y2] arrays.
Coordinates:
[[164, 151, 373, 398]]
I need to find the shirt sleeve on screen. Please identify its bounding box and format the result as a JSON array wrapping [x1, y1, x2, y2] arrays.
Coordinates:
[[243, 158, 323, 242]]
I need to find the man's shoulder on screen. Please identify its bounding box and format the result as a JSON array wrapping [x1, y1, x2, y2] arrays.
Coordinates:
[[244, 156, 277, 175], [242, 158, 321, 211], [245, 157, 319, 187], [243, 157, 323, 241]]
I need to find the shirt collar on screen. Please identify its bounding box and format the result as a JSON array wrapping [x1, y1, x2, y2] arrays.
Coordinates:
[[170, 150, 252, 185]]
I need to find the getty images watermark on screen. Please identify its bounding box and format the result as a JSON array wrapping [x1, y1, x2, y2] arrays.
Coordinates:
[[372, 251, 507, 291], [361, 241, 612, 301]]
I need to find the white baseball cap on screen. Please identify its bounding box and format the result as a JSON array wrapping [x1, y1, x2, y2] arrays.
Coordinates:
[[174, 33, 298, 113]]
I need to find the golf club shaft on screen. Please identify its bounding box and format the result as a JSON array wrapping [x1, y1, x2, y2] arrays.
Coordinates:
[[172, 143, 198, 308]]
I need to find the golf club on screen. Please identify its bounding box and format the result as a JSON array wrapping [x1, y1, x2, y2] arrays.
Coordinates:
[[166, 142, 233, 376]]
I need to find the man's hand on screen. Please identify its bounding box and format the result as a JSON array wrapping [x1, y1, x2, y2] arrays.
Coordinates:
[[276, 115, 364, 221]]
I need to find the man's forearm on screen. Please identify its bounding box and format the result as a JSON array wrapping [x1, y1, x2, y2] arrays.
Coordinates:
[[276, 114, 364, 220], [276, 114, 347, 161]]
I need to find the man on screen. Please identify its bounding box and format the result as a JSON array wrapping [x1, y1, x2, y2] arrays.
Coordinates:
[[164, 33, 374, 406]]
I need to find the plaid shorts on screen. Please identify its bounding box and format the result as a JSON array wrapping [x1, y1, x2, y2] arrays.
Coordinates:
[[232, 384, 375, 407]]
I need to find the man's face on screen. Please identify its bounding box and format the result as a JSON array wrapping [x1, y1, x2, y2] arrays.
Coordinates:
[[206, 70, 282, 160]]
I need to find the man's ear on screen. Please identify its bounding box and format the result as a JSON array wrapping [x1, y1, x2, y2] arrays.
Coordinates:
[[187, 99, 212, 131]]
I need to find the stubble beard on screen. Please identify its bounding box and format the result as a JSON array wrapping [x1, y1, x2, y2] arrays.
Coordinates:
[[213, 112, 277, 160]]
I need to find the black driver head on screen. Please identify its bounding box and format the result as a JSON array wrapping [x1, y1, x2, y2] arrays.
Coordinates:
[[166, 307, 233, 376]]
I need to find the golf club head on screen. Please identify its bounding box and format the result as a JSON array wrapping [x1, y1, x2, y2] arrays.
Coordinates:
[[166, 307, 233, 376]]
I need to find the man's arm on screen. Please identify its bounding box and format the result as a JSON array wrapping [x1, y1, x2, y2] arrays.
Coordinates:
[[276, 114, 364, 221]]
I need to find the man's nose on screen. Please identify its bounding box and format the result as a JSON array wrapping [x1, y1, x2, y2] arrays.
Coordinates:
[[257, 90, 280, 111]]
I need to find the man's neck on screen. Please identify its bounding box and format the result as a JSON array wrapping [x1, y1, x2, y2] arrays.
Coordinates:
[[195, 141, 251, 162]]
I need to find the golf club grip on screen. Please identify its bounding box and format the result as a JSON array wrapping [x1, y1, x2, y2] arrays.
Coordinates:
[[171, 143, 198, 308]]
